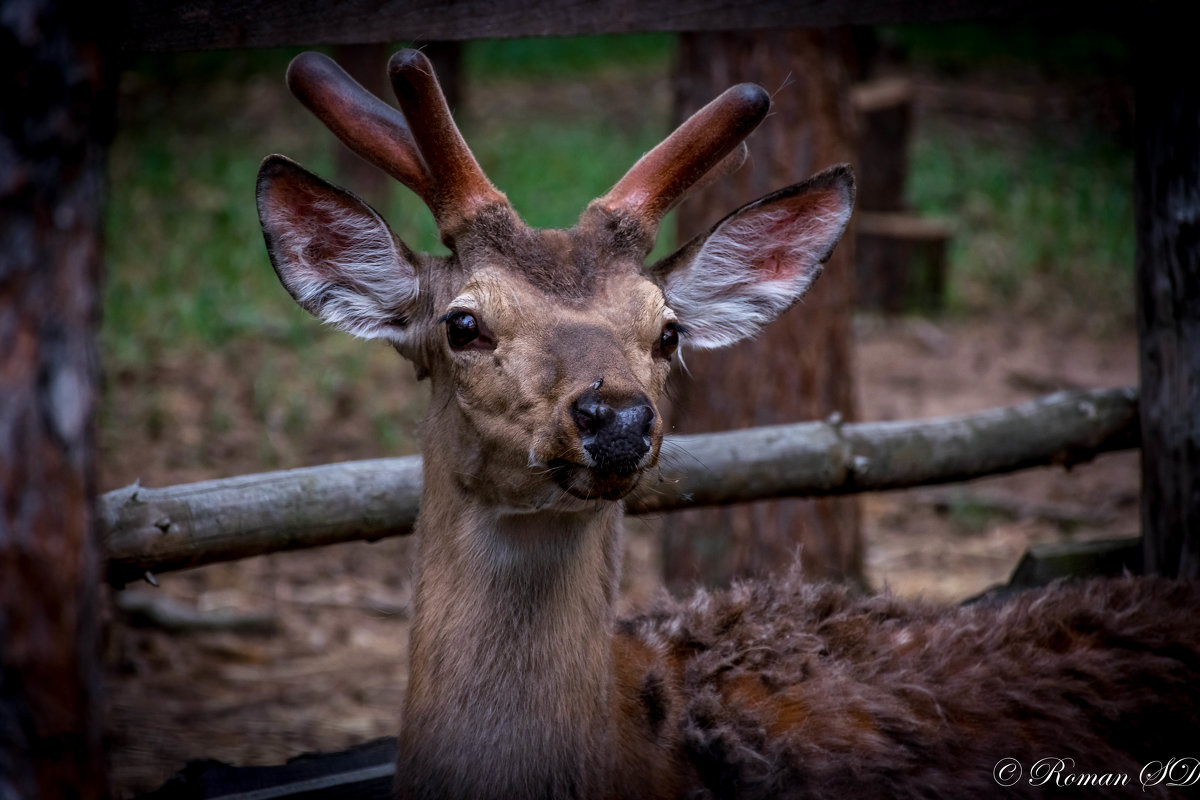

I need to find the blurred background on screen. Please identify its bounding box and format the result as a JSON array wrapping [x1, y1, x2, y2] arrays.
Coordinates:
[[101, 27, 1140, 795]]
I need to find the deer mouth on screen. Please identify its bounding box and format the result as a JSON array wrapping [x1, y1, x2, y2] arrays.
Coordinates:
[[548, 458, 644, 502]]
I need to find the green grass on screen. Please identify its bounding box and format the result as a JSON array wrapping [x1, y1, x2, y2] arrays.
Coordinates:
[[885, 23, 1135, 330], [105, 48, 324, 363], [474, 118, 665, 230], [907, 123, 1134, 329]]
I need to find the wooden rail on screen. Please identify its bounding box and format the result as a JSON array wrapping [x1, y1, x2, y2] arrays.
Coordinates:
[[115, 0, 1166, 52], [101, 387, 1139, 585]]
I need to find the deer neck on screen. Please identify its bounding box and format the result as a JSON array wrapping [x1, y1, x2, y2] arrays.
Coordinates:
[[398, 452, 624, 800]]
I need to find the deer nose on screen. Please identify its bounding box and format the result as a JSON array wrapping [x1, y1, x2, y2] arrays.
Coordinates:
[[570, 389, 655, 476]]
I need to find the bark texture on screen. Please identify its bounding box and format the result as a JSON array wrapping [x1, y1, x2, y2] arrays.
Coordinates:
[[0, 1, 113, 796]]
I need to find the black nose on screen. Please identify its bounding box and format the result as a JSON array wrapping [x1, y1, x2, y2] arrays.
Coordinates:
[[571, 389, 655, 476]]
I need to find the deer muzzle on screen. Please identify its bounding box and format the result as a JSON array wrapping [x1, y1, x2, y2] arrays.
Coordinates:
[[570, 389, 656, 476], [545, 388, 658, 501]]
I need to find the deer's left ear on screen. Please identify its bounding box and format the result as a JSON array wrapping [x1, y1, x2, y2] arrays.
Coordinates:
[[650, 164, 854, 350], [257, 154, 421, 344]]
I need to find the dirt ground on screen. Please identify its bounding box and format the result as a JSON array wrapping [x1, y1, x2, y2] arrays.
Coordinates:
[[101, 311, 1138, 796]]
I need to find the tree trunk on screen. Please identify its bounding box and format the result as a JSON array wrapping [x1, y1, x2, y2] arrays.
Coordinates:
[[0, 2, 113, 796], [1136, 30, 1200, 579], [663, 29, 863, 590]]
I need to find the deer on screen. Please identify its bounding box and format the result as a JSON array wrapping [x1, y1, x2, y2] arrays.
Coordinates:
[[256, 49, 1200, 800]]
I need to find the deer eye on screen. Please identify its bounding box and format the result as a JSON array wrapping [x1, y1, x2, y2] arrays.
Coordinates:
[[656, 321, 680, 360], [444, 311, 481, 349]]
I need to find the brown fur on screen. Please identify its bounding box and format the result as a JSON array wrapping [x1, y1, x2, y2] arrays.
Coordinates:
[[617, 574, 1200, 798]]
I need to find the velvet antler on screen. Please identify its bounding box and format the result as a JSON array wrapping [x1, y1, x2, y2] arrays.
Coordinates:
[[595, 83, 771, 238], [286, 49, 508, 242]]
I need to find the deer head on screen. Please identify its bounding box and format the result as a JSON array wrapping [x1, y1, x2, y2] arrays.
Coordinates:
[[256, 49, 854, 511]]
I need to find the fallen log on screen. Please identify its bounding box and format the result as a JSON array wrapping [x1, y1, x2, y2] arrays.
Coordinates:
[[102, 387, 1139, 585]]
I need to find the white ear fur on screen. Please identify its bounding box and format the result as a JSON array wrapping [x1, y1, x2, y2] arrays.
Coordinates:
[[658, 165, 854, 350], [257, 155, 419, 344]]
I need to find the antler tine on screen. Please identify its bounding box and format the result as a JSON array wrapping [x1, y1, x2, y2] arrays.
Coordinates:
[[598, 83, 770, 233], [286, 52, 433, 202], [388, 49, 508, 234]]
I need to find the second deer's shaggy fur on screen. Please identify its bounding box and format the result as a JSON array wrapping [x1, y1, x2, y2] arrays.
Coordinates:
[[615, 574, 1200, 798]]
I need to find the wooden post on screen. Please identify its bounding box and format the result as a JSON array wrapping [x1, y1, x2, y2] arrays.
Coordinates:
[[853, 78, 912, 214], [1137, 31, 1200, 579], [0, 2, 113, 796], [851, 78, 950, 313], [663, 29, 863, 589]]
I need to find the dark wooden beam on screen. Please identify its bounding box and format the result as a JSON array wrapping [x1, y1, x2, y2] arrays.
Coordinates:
[[1136, 29, 1200, 579], [116, 0, 1158, 53]]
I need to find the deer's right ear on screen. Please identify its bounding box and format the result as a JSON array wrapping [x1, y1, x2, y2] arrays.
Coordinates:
[[257, 155, 419, 344], [650, 164, 854, 350]]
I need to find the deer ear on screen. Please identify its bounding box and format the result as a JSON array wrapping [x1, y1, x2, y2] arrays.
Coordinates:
[[257, 155, 419, 343], [651, 164, 854, 350]]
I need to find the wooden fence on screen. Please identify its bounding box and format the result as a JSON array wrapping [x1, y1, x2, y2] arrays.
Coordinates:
[[101, 387, 1139, 585]]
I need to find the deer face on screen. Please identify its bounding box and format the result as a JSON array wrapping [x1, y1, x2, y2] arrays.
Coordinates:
[[256, 50, 854, 510], [436, 259, 672, 505]]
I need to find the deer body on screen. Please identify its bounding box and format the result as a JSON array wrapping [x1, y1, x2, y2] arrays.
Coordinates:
[[258, 50, 1200, 799]]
